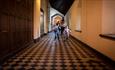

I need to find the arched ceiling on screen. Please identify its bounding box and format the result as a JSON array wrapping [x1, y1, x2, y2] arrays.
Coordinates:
[[49, 0, 74, 15], [51, 13, 64, 19]]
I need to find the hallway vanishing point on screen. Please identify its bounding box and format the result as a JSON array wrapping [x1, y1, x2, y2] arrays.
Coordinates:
[[0, 32, 114, 70]]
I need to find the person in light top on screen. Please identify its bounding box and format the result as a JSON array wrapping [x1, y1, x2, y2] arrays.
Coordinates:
[[60, 20, 66, 35], [63, 26, 71, 40]]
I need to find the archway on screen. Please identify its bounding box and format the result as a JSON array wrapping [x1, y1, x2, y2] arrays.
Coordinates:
[[50, 14, 64, 30]]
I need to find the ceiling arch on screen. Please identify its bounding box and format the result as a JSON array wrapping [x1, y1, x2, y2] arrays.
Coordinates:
[[51, 13, 64, 25], [51, 13, 64, 19]]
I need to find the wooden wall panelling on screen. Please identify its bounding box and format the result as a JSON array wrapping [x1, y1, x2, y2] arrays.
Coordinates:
[[26, 18, 28, 42], [9, 15, 16, 51], [23, 18, 27, 45], [19, 18, 23, 46], [0, 13, 10, 59], [20, 18, 24, 47], [15, 17, 21, 48], [21, 18, 24, 45], [27, 20, 30, 42], [1, 0, 9, 13], [30, 17, 33, 41], [8, 0, 15, 15], [0, 0, 34, 62]]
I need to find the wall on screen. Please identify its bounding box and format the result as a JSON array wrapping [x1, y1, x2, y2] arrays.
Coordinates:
[[34, 0, 40, 39], [102, 0, 115, 34], [41, 0, 49, 34], [67, 0, 115, 61], [0, 0, 34, 62], [64, 12, 70, 26]]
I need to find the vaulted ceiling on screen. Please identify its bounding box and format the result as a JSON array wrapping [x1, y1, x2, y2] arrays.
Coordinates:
[[49, 0, 74, 15]]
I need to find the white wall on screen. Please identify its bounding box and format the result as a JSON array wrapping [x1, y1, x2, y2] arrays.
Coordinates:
[[50, 7, 64, 18]]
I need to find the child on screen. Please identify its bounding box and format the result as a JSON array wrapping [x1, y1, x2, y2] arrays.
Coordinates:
[[63, 26, 71, 40]]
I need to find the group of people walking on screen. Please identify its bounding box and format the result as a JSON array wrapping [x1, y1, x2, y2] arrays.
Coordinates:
[[52, 20, 71, 40]]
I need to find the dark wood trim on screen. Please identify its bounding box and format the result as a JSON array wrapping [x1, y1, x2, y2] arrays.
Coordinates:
[[33, 33, 48, 43], [41, 33, 47, 38], [0, 41, 34, 65], [70, 35, 115, 68], [99, 34, 115, 40], [47, 30, 54, 33], [34, 37, 40, 43], [75, 30, 82, 32]]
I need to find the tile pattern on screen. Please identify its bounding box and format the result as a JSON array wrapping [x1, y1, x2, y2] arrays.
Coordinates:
[[0, 33, 114, 70]]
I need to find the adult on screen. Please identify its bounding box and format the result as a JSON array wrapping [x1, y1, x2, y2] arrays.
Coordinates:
[[52, 23, 59, 40], [60, 20, 66, 35]]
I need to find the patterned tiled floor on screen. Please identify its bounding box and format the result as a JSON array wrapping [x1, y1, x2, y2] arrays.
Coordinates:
[[0, 33, 114, 70]]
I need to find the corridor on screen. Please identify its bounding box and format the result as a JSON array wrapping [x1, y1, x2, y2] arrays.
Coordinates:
[[0, 33, 114, 70], [0, 0, 115, 70]]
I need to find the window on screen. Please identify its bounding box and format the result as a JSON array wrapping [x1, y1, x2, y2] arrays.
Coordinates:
[[100, 0, 115, 39], [76, 0, 82, 32]]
